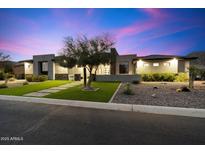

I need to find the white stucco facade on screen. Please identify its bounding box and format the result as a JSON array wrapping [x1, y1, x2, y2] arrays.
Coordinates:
[[135, 58, 180, 74], [14, 53, 193, 80]]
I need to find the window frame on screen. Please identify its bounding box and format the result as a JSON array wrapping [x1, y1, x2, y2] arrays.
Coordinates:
[[163, 62, 170, 67], [143, 63, 149, 67], [119, 63, 129, 74], [153, 63, 159, 67]]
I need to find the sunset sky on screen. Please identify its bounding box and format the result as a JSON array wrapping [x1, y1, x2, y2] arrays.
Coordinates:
[[0, 8, 205, 61]]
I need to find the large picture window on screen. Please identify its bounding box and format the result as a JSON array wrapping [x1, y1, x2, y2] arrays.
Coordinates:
[[119, 63, 129, 74], [42, 62, 48, 72]]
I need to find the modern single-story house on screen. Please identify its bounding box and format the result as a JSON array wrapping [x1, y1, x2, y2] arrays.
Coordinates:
[[13, 48, 196, 80]]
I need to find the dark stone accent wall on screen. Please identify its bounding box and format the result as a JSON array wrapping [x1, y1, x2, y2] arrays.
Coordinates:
[[110, 48, 118, 75], [15, 74, 25, 79], [55, 74, 69, 80], [96, 74, 141, 82]]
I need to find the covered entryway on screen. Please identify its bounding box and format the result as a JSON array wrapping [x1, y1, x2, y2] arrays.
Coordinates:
[[33, 54, 55, 80]]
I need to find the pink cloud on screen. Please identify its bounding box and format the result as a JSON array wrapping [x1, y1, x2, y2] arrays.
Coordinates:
[[0, 39, 36, 55], [114, 9, 174, 40], [51, 9, 100, 36], [0, 36, 61, 57], [114, 18, 164, 39], [140, 8, 167, 18]]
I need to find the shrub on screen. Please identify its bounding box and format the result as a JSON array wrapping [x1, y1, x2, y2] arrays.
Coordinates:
[[0, 83, 8, 89], [8, 77, 16, 82], [123, 83, 134, 95], [23, 81, 29, 86], [38, 75, 48, 82], [132, 80, 140, 84], [7, 74, 14, 79], [142, 74, 153, 81], [142, 73, 176, 82], [175, 73, 188, 82], [0, 72, 5, 80], [153, 73, 161, 81], [26, 75, 48, 82], [163, 73, 175, 82], [26, 75, 33, 82], [32, 76, 39, 82]]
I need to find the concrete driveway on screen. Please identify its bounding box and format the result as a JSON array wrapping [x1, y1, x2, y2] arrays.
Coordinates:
[[0, 99, 205, 144]]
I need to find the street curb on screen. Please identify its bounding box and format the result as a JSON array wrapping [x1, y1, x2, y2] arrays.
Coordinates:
[[1, 95, 205, 118], [0, 95, 132, 112], [132, 105, 205, 118]]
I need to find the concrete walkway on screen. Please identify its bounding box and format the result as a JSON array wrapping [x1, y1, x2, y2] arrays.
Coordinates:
[[23, 81, 82, 97]]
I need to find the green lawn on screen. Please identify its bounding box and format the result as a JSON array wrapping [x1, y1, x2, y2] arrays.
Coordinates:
[[0, 80, 71, 96], [45, 82, 120, 102]]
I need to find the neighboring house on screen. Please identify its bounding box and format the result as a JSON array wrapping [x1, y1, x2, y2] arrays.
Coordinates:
[[13, 48, 196, 80], [0, 61, 15, 73], [187, 51, 205, 79], [187, 51, 205, 70]]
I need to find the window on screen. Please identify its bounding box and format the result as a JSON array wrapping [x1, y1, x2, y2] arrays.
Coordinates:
[[143, 63, 149, 67], [42, 62, 48, 72], [104, 67, 110, 75], [119, 63, 129, 74], [163, 62, 170, 66], [153, 63, 159, 67]]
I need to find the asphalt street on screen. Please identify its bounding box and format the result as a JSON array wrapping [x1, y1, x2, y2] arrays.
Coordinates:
[[0, 99, 205, 145]]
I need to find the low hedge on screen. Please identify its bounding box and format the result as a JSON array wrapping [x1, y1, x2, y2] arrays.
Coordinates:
[[175, 73, 189, 82], [142, 73, 188, 82], [0, 72, 4, 80], [0, 72, 15, 81], [0, 83, 8, 89], [26, 75, 48, 82]]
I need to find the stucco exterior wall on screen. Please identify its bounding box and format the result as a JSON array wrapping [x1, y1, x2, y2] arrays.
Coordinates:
[[185, 61, 190, 72], [68, 66, 84, 75], [136, 59, 179, 74], [13, 63, 25, 79], [54, 63, 111, 80], [55, 63, 68, 74], [95, 64, 111, 75], [24, 62, 33, 75], [116, 55, 136, 75], [184, 61, 190, 77]]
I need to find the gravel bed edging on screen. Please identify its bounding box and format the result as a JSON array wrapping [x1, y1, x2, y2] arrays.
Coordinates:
[[108, 83, 122, 103], [112, 82, 205, 109]]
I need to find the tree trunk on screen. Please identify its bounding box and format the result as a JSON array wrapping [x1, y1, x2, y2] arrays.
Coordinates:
[[93, 66, 98, 81], [5, 78, 8, 85], [87, 71, 92, 89], [4, 73, 8, 85], [83, 67, 87, 87], [189, 74, 194, 89]]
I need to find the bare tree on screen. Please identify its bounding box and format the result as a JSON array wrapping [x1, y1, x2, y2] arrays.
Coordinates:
[[188, 66, 200, 88], [58, 34, 114, 90], [0, 52, 10, 62], [0, 52, 12, 85]]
